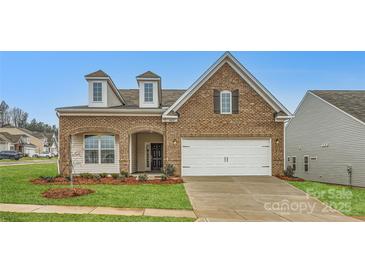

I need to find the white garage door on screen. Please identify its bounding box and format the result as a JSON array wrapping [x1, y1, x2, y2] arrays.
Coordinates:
[[181, 138, 271, 176]]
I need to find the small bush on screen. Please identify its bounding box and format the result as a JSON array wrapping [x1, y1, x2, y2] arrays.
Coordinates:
[[138, 173, 148, 181], [120, 170, 129, 177], [165, 164, 175, 177], [160, 174, 168, 181], [99, 173, 108, 178], [79, 173, 94, 179], [40, 176, 55, 183], [111, 173, 120, 179], [284, 166, 294, 177]]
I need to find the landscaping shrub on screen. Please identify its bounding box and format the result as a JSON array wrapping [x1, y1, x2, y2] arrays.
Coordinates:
[[79, 173, 94, 179], [138, 173, 148, 182], [121, 170, 129, 177], [111, 173, 120, 179], [99, 173, 108, 178], [165, 164, 175, 177], [284, 166, 294, 177], [161, 174, 167, 181]]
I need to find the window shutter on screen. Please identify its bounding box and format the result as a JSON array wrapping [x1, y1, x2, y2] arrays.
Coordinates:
[[213, 90, 220, 114], [232, 89, 239, 114]]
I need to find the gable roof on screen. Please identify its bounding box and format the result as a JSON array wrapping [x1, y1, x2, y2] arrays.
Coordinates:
[[119, 89, 185, 107], [85, 70, 109, 78], [0, 132, 26, 143], [163, 52, 292, 118], [310, 90, 365, 123], [136, 71, 160, 79], [84, 70, 126, 105]]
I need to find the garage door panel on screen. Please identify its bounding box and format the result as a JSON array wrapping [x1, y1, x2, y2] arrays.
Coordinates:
[[182, 138, 271, 176]]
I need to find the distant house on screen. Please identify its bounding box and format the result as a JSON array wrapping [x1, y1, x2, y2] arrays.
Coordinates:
[[0, 127, 57, 155], [286, 90, 365, 187], [0, 132, 37, 156]]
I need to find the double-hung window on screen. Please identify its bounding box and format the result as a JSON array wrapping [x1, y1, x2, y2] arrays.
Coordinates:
[[292, 156, 296, 171], [93, 82, 103, 102], [220, 91, 232, 114], [304, 156, 309, 172], [84, 135, 115, 164], [144, 83, 153, 103]]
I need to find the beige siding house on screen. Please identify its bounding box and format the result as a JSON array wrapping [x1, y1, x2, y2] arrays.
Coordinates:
[[286, 90, 365, 187]]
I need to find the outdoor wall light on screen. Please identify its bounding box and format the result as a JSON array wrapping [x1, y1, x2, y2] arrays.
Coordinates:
[[173, 139, 177, 145], [275, 139, 279, 145]]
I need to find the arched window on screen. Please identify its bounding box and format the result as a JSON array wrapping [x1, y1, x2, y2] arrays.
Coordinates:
[[220, 90, 232, 114]]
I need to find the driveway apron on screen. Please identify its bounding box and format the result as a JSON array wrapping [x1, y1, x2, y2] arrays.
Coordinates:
[[183, 176, 357, 222]]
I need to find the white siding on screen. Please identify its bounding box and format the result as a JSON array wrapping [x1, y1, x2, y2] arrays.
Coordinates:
[[286, 93, 365, 187], [71, 133, 120, 174], [0, 142, 9, 151]]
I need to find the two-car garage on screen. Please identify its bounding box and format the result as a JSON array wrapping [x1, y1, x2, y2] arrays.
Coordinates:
[[181, 138, 272, 176]]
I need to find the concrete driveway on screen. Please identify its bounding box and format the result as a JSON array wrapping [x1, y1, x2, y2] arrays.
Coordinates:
[[183, 176, 357, 222]]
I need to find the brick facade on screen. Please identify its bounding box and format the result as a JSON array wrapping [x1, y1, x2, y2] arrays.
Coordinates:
[[58, 63, 284, 176]]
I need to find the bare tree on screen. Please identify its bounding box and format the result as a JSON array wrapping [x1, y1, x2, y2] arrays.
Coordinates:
[[8, 107, 28, 128], [0, 100, 9, 127]]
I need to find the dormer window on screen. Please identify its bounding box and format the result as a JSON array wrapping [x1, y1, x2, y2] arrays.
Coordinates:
[[144, 83, 153, 102], [220, 91, 232, 114], [93, 82, 103, 102]]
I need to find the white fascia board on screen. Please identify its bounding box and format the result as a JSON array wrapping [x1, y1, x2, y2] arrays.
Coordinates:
[[162, 52, 292, 117], [309, 92, 365, 126], [56, 108, 164, 115], [136, 77, 161, 81]]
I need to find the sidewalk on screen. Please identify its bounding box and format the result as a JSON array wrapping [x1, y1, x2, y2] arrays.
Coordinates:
[[0, 203, 196, 219]]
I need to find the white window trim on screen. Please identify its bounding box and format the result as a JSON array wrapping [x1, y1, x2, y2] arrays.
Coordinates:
[[292, 156, 296, 171], [144, 83, 154, 103], [145, 142, 151, 171], [220, 90, 232, 114], [84, 134, 115, 165], [303, 155, 309, 172], [92, 82, 103, 103]]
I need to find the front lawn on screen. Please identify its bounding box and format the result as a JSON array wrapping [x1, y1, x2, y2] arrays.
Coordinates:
[[290, 181, 365, 216], [0, 211, 194, 222], [0, 164, 192, 210]]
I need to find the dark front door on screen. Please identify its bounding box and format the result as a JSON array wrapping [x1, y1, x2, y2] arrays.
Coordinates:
[[151, 143, 163, 171]]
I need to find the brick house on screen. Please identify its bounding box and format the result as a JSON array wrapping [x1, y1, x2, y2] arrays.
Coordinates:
[[56, 52, 292, 176]]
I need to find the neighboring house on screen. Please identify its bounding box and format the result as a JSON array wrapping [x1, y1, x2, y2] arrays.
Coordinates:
[[286, 90, 365, 187], [0, 127, 51, 154], [45, 132, 58, 155], [0, 132, 36, 156], [0, 133, 14, 151], [56, 52, 292, 176]]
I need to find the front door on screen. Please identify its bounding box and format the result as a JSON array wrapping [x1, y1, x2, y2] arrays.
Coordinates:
[[151, 143, 163, 171]]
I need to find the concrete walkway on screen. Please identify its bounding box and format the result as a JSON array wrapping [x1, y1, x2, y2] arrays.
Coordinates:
[[0, 159, 57, 167], [0, 203, 196, 219], [184, 176, 359, 222]]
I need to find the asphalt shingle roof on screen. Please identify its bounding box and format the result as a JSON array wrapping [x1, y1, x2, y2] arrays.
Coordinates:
[[118, 89, 185, 107], [85, 70, 109, 78], [0, 132, 26, 143], [311, 90, 365, 123], [136, 71, 160, 79]]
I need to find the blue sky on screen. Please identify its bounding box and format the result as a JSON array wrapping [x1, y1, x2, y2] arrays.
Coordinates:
[[1, 51, 365, 125]]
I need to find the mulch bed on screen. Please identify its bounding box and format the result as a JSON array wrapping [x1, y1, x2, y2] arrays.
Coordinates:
[[32, 176, 183, 185], [42, 188, 95, 199], [276, 175, 305, 182]]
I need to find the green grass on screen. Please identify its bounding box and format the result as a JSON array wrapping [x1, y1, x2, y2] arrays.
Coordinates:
[[0, 164, 192, 210], [0, 211, 194, 222], [290, 180, 365, 216]]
